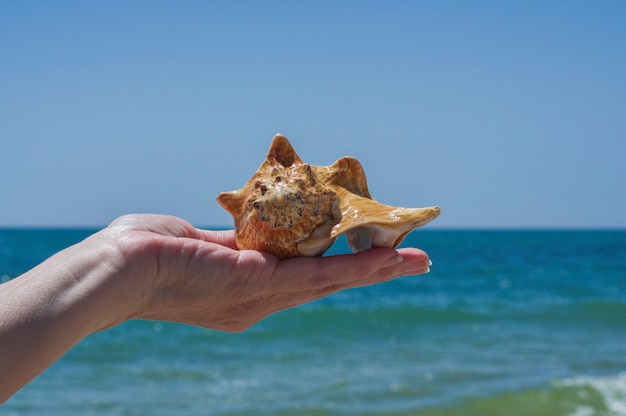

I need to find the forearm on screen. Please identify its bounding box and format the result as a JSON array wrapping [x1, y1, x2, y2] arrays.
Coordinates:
[[0, 232, 136, 403]]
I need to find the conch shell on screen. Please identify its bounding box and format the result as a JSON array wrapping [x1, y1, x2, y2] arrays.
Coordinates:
[[217, 134, 440, 259]]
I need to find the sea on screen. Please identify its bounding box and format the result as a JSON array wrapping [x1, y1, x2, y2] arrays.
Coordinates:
[[1, 228, 625, 415]]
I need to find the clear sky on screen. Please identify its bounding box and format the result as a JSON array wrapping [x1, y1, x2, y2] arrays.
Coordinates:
[[1, 1, 625, 228]]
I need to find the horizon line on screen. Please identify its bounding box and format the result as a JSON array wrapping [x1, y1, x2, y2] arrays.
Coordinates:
[[1, 225, 624, 232]]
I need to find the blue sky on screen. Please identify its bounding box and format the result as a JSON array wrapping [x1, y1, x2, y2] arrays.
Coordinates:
[[1, 1, 625, 228]]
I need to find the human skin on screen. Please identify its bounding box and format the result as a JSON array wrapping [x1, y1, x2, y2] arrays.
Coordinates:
[[0, 214, 431, 403]]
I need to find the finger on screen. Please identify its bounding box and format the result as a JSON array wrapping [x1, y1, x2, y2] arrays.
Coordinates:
[[193, 228, 238, 250], [391, 247, 432, 277], [108, 214, 198, 237], [330, 247, 431, 289], [271, 247, 429, 294], [318, 248, 431, 293], [271, 247, 399, 292], [360, 248, 431, 286]]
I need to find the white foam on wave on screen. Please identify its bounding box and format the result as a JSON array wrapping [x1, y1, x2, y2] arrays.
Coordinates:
[[555, 372, 626, 416]]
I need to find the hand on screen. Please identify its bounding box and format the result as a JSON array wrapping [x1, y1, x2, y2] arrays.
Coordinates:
[[0, 213, 431, 402], [107, 214, 432, 332]]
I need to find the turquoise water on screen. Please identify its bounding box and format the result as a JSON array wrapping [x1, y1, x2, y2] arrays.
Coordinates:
[[1, 229, 625, 415]]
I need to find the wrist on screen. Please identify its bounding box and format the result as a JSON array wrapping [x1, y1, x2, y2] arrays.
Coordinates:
[[0, 228, 142, 401], [40, 229, 142, 334]]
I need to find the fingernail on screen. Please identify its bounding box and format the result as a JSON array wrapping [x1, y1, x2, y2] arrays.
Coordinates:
[[404, 258, 432, 275], [381, 253, 404, 268], [406, 266, 431, 276]]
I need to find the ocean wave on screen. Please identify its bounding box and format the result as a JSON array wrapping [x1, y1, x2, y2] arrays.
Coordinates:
[[411, 372, 626, 416], [554, 373, 626, 416]]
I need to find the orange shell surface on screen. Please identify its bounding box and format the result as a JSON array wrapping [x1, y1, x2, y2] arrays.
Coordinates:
[[217, 134, 440, 259]]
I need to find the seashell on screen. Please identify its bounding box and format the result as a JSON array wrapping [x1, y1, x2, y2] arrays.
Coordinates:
[[217, 134, 440, 259]]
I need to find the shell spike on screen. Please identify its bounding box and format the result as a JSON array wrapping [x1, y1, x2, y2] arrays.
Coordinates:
[[216, 190, 247, 217], [265, 134, 303, 167]]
